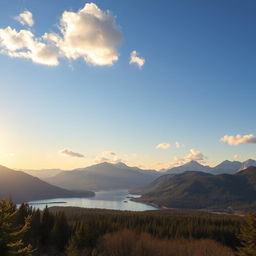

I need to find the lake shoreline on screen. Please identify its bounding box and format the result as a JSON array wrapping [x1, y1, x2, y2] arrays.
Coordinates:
[[25, 190, 159, 212]]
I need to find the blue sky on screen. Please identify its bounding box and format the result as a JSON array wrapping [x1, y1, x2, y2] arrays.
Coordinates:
[[0, 0, 255, 169]]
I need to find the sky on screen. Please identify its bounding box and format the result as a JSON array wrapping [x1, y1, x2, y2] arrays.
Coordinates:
[[0, 0, 256, 170]]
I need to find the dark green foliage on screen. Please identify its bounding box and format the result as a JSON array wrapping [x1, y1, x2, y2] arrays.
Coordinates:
[[53, 207, 241, 249], [51, 212, 70, 251], [0, 201, 249, 256], [0, 200, 34, 256], [6, 203, 73, 255], [40, 206, 55, 245], [237, 212, 256, 256]]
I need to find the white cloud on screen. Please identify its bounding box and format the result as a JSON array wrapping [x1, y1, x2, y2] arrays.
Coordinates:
[[151, 149, 206, 170], [172, 149, 206, 166], [61, 149, 84, 158], [184, 149, 205, 162], [220, 134, 256, 146], [0, 27, 60, 66], [55, 3, 122, 66], [0, 3, 122, 66], [233, 154, 241, 160], [129, 50, 145, 68], [156, 143, 170, 150], [15, 10, 34, 27]]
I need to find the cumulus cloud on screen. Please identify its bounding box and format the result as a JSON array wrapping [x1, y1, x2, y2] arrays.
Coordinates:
[[152, 149, 206, 170], [185, 149, 205, 161], [55, 3, 122, 66], [220, 134, 256, 146], [0, 3, 122, 66], [156, 143, 170, 150], [15, 10, 34, 27], [61, 149, 84, 158], [173, 149, 206, 166], [129, 50, 145, 68], [0, 27, 61, 66]]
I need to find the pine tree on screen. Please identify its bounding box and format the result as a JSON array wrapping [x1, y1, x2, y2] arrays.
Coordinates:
[[65, 223, 91, 256], [0, 200, 34, 256], [40, 206, 54, 245], [29, 209, 41, 246], [51, 212, 70, 251], [237, 212, 256, 256]]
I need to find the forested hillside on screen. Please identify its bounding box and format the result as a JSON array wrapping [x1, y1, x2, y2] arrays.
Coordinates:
[[0, 200, 245, 255], [133, 166, 256, 211]]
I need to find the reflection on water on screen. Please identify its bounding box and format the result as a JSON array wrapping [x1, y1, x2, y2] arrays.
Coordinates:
[[27, 190, 158, 211]]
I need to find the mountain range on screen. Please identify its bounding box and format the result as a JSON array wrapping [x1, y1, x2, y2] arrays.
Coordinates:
[[22, 159, 256, 182], [132, 166, 256, 211], [0, 165, 94, 203], [44, 162, 161, 191], [22, 159, 256, 193], [2, 158, 256, 211], [164, 159, 256, 175]]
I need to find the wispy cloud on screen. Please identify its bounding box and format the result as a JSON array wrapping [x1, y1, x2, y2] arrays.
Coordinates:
[[60, 149, 84, 158], [15, 10, 34, 27], [155, 141, 183, 150], [221, 134, 256, 146], [129, 50, 145, 68], [0, 3, 122, 66], [156, 143, 170, 150]]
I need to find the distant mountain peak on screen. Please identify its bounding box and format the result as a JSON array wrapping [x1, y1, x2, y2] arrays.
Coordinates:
[[114, 162, 129, 168], [214, 160, 241, 168], [165, 160, 210, 174], [221, 160, 232, 164], [185, 160, 204, 166], [243, 159, 256, 164], [239, 159, 256, 171]]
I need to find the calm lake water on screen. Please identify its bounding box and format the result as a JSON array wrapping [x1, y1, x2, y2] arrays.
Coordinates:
[[27, 190, 158, 211]]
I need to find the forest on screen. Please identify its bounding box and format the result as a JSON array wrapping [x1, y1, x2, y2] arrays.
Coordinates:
[[0, 199, 255, 256]]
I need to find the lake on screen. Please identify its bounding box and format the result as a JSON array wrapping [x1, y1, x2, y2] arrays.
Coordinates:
[[27, 190, 158, 211]]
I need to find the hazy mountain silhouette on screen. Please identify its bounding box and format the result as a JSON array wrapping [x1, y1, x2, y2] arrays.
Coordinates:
[[0, 165, 94, 203], [45, 162, 161, 191], [165, 160, 212, 174], [210, 160, 242, 174], [164, 159, 256, 175], [22, 169, 63, 179], [133, 166, 256, 210]]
